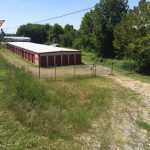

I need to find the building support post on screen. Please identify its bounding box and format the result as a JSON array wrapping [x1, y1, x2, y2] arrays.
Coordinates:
[[61, 55, 63, 66], [46, 56, 49, 67]]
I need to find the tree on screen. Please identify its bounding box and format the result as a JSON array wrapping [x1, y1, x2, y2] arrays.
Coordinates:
[[114, 0, 150, 57], [79, 11, 96, 51], [113, 10, 139, 58], [17, 24, 50, 43], [60, 24, 78, 47], [114, 0, 150, 74], [49, 24, 64, 44], [94, 0, 128, 58], [128, 34, 150, 74]]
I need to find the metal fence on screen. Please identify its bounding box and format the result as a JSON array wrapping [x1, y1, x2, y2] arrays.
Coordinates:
[[37, 64, 97, 80], [0, 60, 112, 81]]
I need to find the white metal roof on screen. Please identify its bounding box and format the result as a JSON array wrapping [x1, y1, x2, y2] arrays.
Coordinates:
[[7, 42, 80, 54], [5, 36, 31, 40]]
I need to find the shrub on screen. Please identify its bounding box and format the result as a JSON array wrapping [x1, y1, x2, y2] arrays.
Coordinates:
[[128, 35, 150, 74]]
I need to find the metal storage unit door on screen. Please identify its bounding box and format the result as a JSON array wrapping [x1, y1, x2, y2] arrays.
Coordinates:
[[40, 56, 47, 67], [56, 55, 61, 66], [62, 55, 68, 65], [48, 56, 54, 66], [69, 55, 74, 65]]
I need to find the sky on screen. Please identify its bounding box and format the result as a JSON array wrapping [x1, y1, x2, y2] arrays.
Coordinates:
[[0, 0, 140, 33]]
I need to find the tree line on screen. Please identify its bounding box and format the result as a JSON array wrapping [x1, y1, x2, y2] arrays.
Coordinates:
[[17, 23, 79, 48], [17, 0, 150, 74]]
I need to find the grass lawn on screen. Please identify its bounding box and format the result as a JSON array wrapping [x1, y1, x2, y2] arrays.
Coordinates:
[[0, 52, 147, 149], [82, 51, 150, 83]]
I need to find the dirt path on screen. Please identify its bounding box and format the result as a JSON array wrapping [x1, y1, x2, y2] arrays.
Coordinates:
[[68, 65, 150, 149], [97, 65, 150, 149], [72, 66, 150, 150], [97, 65, 150, 123]]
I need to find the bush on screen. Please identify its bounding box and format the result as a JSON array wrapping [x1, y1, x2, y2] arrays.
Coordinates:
[[128, 35, 150, 75]]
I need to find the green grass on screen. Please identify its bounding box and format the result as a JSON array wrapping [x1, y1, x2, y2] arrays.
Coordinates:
[[82, 51, 150, 83], [82, 51, 99, 64], [0, 53, 142, 149], [136, 120, 150, 131], [100, 59, 150, 83]]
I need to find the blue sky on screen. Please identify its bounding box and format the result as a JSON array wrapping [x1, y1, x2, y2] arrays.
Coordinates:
[[0, 0, 140, 33]]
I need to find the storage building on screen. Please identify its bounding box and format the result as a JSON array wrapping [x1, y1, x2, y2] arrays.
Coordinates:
[[4, 36, 31, 42], [7, 42, 81, 67]]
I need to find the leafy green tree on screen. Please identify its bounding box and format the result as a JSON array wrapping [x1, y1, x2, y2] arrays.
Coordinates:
[[94, 0, 128, 58], [114, 0, 150, 74], [49, 24, 64, 44], [128, 34, 150, 74], [17, 24, 50, 44], [60, 24, 78, 47], [113, 10, 139, 58], [114, 0, 150, 57], [79, 11, 96, 51]]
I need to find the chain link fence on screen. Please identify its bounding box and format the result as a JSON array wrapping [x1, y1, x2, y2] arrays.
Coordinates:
[[37, 64, 97, 80], [0, 49, 112, 80]]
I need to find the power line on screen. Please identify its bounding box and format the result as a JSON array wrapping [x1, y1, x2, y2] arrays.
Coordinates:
[[5, 6, 94, 30], [33, 6, 94, 23]]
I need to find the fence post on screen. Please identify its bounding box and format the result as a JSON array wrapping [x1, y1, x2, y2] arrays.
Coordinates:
[[73, 65, 76, 78], [91, 64, 94, 76], [111, 62, 114, 75], [91, 64, 93, 77], [54, 65, 56, 81], [95, 64, 97, 77]]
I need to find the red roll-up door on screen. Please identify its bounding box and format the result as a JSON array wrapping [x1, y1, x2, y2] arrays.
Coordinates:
[[56, 55, 61, 66], [76, 54, 81, 64], [62, 55, 68, 65], [32, 54, 35, 63], [69, 55, 74, 65], [48, 56, 54, 66], [40, 56, 47, 67]]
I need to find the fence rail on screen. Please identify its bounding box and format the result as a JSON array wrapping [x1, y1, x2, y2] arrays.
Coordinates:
[[38, 64, 98, 80]]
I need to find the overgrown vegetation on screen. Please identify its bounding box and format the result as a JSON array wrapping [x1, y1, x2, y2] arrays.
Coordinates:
[[82, 51, 150, 83], [0, 54, 143, 149], [114, 0, 150, 74], [136, 120, 150, 131], [0, 55, 112, 139]]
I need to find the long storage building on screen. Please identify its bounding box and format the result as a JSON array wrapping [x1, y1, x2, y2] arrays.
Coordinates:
[[7, 42, 81, 67]]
